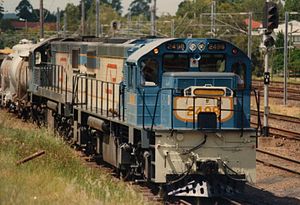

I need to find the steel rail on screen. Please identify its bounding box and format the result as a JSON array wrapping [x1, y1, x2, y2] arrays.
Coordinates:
[[251, 110, 300, 124], [256, 149, 300, 165], [251, 122, 300, 141], [256, 159, 300, 176]]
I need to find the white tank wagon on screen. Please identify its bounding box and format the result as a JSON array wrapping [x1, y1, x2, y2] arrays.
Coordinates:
[[0, 39, 34, 104]]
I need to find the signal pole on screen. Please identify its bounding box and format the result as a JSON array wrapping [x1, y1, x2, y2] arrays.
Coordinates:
[[40, 0, 44, 38], [283, 12, 288, 105], [262, 0, 278, 136], [263, 33, 270, 136], [263, 0, 270, 137]]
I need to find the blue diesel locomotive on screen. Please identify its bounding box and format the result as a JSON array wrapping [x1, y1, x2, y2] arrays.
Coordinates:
[[1, 36, 257, 198]]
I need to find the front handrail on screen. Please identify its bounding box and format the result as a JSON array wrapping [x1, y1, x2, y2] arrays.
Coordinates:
[[146, 87, 248, 132]]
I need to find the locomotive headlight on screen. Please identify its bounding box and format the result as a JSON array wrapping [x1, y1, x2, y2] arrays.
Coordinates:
[[188, 43, 197, 51], [153, 48, 159, 54], [198, 42, 206, 51]]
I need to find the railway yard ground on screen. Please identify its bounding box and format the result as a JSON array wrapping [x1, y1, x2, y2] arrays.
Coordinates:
[[1, 79, 300, 205]]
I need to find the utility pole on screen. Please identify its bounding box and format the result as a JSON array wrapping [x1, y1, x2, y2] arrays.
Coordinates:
[[40, 0, 44, 39], [211, 0, 216, 37], [81, 0, 85, 36], [56, 8, 60, 36], [248, 12, 252, 59], [171, 19, 175, 37], [64, 12, 67, 37], [96, 0, 100, 37], [127, 12, 131, 36], [284, 12, 288, 105], [151, 0, 157, 36]]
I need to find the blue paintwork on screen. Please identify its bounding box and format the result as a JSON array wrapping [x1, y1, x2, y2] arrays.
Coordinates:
[[124, 38, 252, 130]]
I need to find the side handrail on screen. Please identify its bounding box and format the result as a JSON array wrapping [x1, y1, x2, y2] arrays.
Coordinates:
[[252, 89, 261, 135], [73, 74, 125, 121], [151, 88, 175, 132]]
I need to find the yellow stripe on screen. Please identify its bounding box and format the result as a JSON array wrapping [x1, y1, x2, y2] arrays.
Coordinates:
[[193, 89, 225, 96]]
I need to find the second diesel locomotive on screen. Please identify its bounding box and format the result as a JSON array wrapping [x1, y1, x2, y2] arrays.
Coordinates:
[[1, 36, 257, 198]]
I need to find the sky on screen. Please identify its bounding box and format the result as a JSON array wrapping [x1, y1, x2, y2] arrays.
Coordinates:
[[2, 0, 184, 16]]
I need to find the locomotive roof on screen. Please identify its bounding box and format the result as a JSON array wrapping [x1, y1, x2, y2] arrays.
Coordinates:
[[127, 38, 174, 63], [31, 37, 62, 52]]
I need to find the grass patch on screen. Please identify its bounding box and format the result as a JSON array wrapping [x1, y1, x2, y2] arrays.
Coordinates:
[[0, 112, 149, 205]]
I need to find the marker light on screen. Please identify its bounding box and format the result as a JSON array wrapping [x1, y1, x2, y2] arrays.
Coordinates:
[[189, 43, 197, 51], [232, 48, 238, 55], [153, 48, 159, 54], [198, 42, 206, 51]]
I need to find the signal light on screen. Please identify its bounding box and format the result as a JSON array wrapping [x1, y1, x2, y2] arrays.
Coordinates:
[[263, 2, 279, 34], [111, 21, 119, 30], [264, 35, 275, 47]]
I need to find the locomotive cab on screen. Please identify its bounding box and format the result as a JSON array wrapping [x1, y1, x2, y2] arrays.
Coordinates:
[[126, 39, 252, 131]]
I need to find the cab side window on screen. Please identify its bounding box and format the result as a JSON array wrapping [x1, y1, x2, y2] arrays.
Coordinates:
[[231, 62, 245, 89], [72, 49, 79, 69], [128, 64, 135, 88], [140, 59, 158, 86]]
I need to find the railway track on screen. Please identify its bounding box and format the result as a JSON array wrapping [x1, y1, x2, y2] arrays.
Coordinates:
[[256, 148, 300, 176], [252, 80, 300, 89], [252, 80, 300, 101], [251, 122, 300, 141], [251, 110, 300, 124]]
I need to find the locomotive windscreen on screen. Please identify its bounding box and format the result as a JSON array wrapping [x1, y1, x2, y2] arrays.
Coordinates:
[[163, 53, 226, 72], [163, 54, 189, 72], [199, 54, 225, 72]]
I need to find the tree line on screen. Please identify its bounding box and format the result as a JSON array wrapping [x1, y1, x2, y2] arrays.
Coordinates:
[[0, 0, 299, 75]]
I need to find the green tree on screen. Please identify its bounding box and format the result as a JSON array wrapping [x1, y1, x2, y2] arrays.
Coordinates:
[[284, 0, 300, 12], [15, 0, 37, 21], [284, 0, 300, 21], [289, 50, 300, 75], [111, 0, 122, 14], [0, 0, 4, 20], [86, 1, 121, 35], [102, 0, 122, 14], [33, 8, 57, 22], [0, 19, 14, 31], [64, 3, 80, 32], [128, 0, 151, 20], [272, 32, 284, 74], [176, 0, 211, 18]]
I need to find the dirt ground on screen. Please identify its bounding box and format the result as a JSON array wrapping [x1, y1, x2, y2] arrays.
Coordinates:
[[249, 93, 300, 204], [256, 138, 300, 199]]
